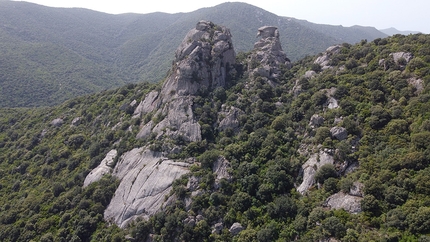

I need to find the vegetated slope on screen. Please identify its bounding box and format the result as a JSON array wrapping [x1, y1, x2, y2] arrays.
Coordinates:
[[0, 30, 429, 241], [0, 1, 386, 107]]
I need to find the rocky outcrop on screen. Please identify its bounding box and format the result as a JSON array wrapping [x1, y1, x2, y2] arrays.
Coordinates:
[[50, 118, 64, 127], [330, 127, 348, 141], [408, 77, 424, 94], [297, 151, 335, 194], [217, 105, 244, 133], [324, 192, 362, 213], [83, 149, 117, 187], [314, 45, 341, 69], [324, 181, 364, 214], [229, 222, 244, 235], [99, 21, 236, 228], [380, 52, 413, 70], [134, 20, 235, 143], [248, 26, 290, 79], [104, 148, 190, 228], [309, 114, 324, 128]]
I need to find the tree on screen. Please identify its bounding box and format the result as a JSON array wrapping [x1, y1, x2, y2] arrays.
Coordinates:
[[322, 216, 346, 238], [315, 164, 337, 184]]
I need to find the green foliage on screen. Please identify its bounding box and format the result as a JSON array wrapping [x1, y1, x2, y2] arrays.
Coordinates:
[[1, 29, 430, 242]]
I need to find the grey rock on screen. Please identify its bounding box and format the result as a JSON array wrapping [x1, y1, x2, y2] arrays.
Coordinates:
[[183, 216, 196, 227], [135, 21, 235, 144], [249, 26, 290, 79], [71, 117, 82, 126], [83, 149, 117, 187], [187, 175, 201, 191], [212, 222, 223, 234], [257, 26, 279, 38], [327, 97, 339, 109], [213, 156, 231, 189], [349, 181, 364, 197], [104, 148, 190, 228], [50, 118, 64, 127], [297, 151, 334, 194], [218, 105, 244, 133], [196, 214, 204, 222], [314, 45, 341, 68], [390, 52, 413, 64], [330, 127, 348, 141], [229, 222, 244, 236], [309, 114, 324, 128], [305, 70, 316, 78], [133, 91, 160, 117], [324, 192, 362, 213], [408, 77, 424, 94]]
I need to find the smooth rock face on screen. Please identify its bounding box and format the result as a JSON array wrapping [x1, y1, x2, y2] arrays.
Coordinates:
[[324, 192, 362, 213], [249, 26, 290, 79], [297, 151, 335, 194], [104, 148, 190, 228], [83, 149, 117, 187]]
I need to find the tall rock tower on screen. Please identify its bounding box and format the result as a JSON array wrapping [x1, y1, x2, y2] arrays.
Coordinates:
[[248, 26, 291, 80]]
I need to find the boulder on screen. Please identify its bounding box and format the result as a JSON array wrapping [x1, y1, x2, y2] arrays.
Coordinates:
[[324, 192, 362, 213], [408, 77, 424, 94], [229, 222, 244, 236], [297, 151, 335, 194], [212, 222, 223, 234], [309, 114, 324, 128], [327, 97, 339, 109], [330, 127, 348, 141], [83, 149, 117, 187], [50, 118, 64, 127], [314, 45, 341, 68], [71, 117, 82, 126]]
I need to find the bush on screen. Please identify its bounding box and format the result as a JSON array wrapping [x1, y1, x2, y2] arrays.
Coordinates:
[[315, 164, 337, 184]]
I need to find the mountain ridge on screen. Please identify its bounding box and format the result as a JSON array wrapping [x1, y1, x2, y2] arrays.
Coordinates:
[[0, 1, 387, 107]]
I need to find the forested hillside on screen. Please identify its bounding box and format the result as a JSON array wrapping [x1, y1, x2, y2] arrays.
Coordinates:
[[0, 29, 429, 242], [0, 1, 386, 107]]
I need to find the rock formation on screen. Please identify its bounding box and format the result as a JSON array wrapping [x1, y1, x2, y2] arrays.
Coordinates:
[[248, 26, 290, 79], [83, 149, 117, 187], [314, 45, 341, 69], [89, 21, 236, 228], [134, 20, 235, 143], [297, 151, 335, 195]]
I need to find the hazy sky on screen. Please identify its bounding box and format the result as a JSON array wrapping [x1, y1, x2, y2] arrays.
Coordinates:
[[13, 0, 430, 33]]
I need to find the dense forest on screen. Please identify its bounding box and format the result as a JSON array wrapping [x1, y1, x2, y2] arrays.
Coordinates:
[[0, 33, 430, 242]]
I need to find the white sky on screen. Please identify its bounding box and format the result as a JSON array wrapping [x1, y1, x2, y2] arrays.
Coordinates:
[[13, 0, 430, 33]]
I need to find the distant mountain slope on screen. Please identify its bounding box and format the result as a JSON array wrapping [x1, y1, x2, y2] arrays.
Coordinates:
[[380, 27, 422, 36], [0, 1, 387, 107]]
